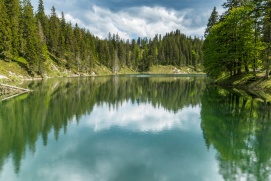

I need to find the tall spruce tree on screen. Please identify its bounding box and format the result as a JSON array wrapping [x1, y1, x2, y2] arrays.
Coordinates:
[[58, 12, 66, 59], [4, 0, 20, 56], [36, 0, 49, 43], [0, 1, 12, 61], [204, 7, 219, 37], [37, 21, 47, 75], [73, 23, 81, 71], [22, 0, 40, 74], [49, 6, 60, 54]]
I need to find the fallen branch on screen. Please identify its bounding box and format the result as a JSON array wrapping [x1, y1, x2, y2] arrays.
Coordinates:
[[1, 92, 29, 101], [0, 83, 32, 92], [0, 83, 32, 101]]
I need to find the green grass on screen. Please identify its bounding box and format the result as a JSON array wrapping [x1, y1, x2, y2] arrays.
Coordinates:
[[148, 65, 204, 74], [216, 74, 256, 86], [216, 73, 271, 88], [0, 59, 30, 80], [215, 72, 271, 101], [118, 66, 137, 74], [92, 64, 112, 75], [0, 55, 205, 82]]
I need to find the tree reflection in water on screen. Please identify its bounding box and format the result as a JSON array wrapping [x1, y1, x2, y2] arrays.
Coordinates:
[[201, 86, 271, 181], [0, 75, 206, 174]]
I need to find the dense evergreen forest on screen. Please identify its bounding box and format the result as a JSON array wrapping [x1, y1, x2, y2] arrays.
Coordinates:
[[204, 0, 271, 79], [0, 0, 203, 76]]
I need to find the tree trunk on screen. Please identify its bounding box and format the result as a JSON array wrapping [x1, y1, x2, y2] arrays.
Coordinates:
[[266, 55, 270, 79], [234, 61, 237, 75], [237, 60, 242, 75], [245, 65, 249, 74], [266, 43, 270, 79]]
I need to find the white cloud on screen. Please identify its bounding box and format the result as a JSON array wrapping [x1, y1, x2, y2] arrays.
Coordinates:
[[65, 13, 84, 26], [31, 0, 226, 39], [36, 160, 114, 181], [59, 5, 202, 39]]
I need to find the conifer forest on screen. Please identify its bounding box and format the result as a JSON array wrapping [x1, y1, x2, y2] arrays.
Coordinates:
[[0, 0, 203, 76]]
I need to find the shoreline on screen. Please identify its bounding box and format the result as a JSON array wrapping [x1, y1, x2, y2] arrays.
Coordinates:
[[214, 74, 271, 102], [0, 64, 205, 83], [2, 71, 271, 102]]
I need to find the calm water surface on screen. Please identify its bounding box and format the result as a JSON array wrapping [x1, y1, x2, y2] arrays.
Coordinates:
[[0, 75, 270, 181]]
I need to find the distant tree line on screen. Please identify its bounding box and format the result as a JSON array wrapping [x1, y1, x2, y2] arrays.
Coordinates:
[[0, 0, 203, 76], [204, 0, 271, 79]]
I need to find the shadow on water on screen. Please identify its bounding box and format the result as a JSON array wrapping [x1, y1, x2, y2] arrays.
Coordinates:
[[201, 85, 271, 181], [0, 75, 206, 174]]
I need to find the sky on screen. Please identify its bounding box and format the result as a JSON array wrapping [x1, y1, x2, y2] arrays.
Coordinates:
[[31, 0, 225, 40]]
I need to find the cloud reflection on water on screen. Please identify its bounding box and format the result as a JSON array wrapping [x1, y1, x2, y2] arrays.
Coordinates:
[[0, 100, 223, 181], [83, 101, 201, 133]]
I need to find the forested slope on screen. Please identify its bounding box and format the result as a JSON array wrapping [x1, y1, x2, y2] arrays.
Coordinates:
[[0, 0, 203, 79]]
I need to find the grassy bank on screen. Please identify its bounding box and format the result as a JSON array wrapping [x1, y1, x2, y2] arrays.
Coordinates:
[[0, 57, 204, 83], [215, 73, 271, 101], [148, 65, 204, 74]]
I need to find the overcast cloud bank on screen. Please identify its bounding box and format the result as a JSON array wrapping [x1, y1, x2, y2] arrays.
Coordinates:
[[31, 0, 224, 39]]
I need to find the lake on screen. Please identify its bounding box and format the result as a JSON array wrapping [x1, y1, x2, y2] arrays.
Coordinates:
[[0, 75, 270, 181]]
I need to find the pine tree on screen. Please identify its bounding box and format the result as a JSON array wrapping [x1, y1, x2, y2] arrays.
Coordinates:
[[22, 0, 40, 74], [73, 23, 81, 71], [4, 0, 20, 56], [36, 0, 49, 43], [113, 50, 119, 73], [0, 1, 12, 61], [65, 22, 74, 56], [205, 7, 219, 37], [223, 0, 244, 11], [125, 39, 131, 67], [49, 6, 60, 54], [37, 21, 47, 75], [58, 12, 66, 58]]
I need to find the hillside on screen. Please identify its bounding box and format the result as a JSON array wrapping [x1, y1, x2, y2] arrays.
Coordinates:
[[0, 56, 204, 83], [0, 0, 203, 81]]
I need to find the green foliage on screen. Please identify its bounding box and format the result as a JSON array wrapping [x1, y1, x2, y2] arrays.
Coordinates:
[[203, 0, 270, 79], [204, 7, 219, 37], [4, 0, 20, 56], [0, 1, 12, 61], [36, 0, 49, 38], [22, 0, 40, 75], [0, 0, 204, 76]]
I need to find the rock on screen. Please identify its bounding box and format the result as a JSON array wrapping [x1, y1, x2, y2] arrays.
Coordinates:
[[0, 75, 8, 79]]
